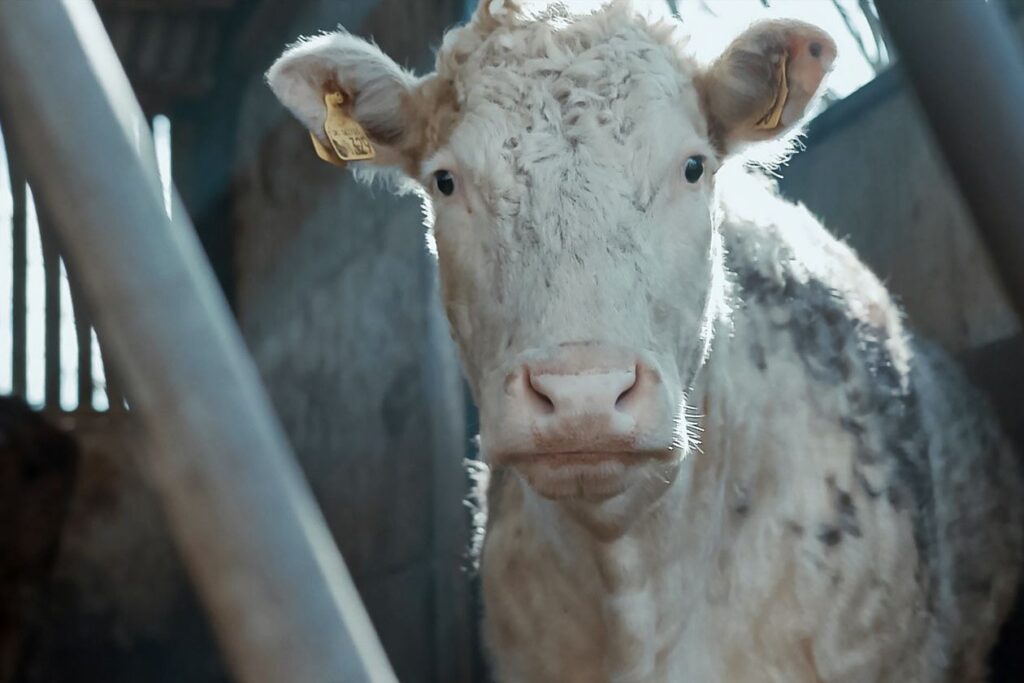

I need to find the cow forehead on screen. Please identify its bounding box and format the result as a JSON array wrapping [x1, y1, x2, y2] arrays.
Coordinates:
[[424, 6, 707, 180]]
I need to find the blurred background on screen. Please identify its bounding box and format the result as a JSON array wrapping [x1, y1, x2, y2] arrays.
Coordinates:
[[1, 1, 1023, 681]]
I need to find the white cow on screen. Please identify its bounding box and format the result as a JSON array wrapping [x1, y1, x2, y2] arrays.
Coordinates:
[[268, 1, 1023, 680]]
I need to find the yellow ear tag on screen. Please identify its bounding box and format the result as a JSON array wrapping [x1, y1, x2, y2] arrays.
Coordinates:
[[754, 54, 790, 131], [310, 90, 376, 166], [311, 131, 346, 166]]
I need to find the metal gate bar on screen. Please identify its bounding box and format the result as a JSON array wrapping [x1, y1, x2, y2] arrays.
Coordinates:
[[5, 134, 27, 399]]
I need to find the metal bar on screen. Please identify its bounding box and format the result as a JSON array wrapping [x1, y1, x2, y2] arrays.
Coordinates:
[[39, 209, 62, 408], [74, 295, 93, 411], [874, 0, 1024, 319], [0, 3, 396, 682], [98, 331, 126, 412], [63, 259, 95, 411], [5, 136, 27, 398]]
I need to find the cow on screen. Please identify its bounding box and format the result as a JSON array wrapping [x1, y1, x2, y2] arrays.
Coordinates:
[[267, 1, 1023, 680]]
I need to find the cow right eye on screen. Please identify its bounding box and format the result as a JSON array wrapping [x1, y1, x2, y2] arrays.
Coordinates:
[[684, 156, 704, 184], [435, 170, 456, 196]]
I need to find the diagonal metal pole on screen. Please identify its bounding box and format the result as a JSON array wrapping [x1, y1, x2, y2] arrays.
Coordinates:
[[874, 0, 1024, 321], [0, 2, 396, 682]]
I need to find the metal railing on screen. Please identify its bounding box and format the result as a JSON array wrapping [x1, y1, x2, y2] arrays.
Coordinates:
[[2, 130, 122, 413], [0, 1, 396, 682]]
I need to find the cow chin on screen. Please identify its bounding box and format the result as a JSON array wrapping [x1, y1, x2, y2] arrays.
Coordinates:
[[494, 448, 683, 503]]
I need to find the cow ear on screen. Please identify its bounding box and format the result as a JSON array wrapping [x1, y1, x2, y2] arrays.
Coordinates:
[[697, 20, 836, 153], [266, 32, 421, 170], [472, 0, 523, 29]]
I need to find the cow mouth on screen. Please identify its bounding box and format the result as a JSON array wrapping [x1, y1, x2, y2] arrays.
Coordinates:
[[498, 449, 679, 501]]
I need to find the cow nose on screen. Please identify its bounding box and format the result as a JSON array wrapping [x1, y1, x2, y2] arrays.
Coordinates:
[[525, 366, 638, 417], [489, 344, 677, 463]]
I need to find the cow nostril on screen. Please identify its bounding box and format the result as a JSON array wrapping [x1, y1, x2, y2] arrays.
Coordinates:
[[614, 364, 641, 411], [522, 361, 646, 416], [525, 368, 556, 415]]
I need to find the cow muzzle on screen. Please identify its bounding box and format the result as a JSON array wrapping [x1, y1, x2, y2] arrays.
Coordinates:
[[482, 342, 683, 501]]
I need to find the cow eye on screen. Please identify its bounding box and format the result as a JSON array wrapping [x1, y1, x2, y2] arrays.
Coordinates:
[[684, 156, 704, 184], [435, 170, 456, 196]]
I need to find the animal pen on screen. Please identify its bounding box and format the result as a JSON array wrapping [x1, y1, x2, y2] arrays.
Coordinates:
[[0, 1, 1023, 682]]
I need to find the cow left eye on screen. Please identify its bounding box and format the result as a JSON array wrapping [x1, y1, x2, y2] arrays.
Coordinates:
[[684, 156, 704, 184], [435, 170, 456, 196]]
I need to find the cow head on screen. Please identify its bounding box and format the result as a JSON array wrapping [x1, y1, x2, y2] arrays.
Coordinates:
[[268, 0, 834, 523]]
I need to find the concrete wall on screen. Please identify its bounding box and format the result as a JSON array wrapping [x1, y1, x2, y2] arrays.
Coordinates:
[[232, 1, 475, 681], [779, 68, 1021, 354]]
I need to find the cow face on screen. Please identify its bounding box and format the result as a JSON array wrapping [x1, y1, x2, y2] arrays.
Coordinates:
[[268, 1, 834, 515]]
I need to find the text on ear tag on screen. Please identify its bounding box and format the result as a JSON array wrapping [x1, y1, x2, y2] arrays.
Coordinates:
[[322, 90, 375, 162], [754, 54, 790, 131]]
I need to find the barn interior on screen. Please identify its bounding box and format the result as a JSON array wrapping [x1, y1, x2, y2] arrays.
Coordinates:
[[1, 1, 1023, 682]]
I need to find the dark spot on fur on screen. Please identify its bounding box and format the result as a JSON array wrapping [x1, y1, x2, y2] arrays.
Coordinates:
[[886, 485, 903, 508], [855, 467, 882, 499], [839, 415, 864, 436], [836, 489, 861, 538], [786, 521, 804, 536], [631, 191, 653, 213], [733, 484, 751, 517], [818, 524, 842, 547], [749, 342, 767, 371], [731, 245, 937, 599]]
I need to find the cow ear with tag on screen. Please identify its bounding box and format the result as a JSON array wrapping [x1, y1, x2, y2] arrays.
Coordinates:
[[267, 32, 422, 171], [696, 20, 836, 154]]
